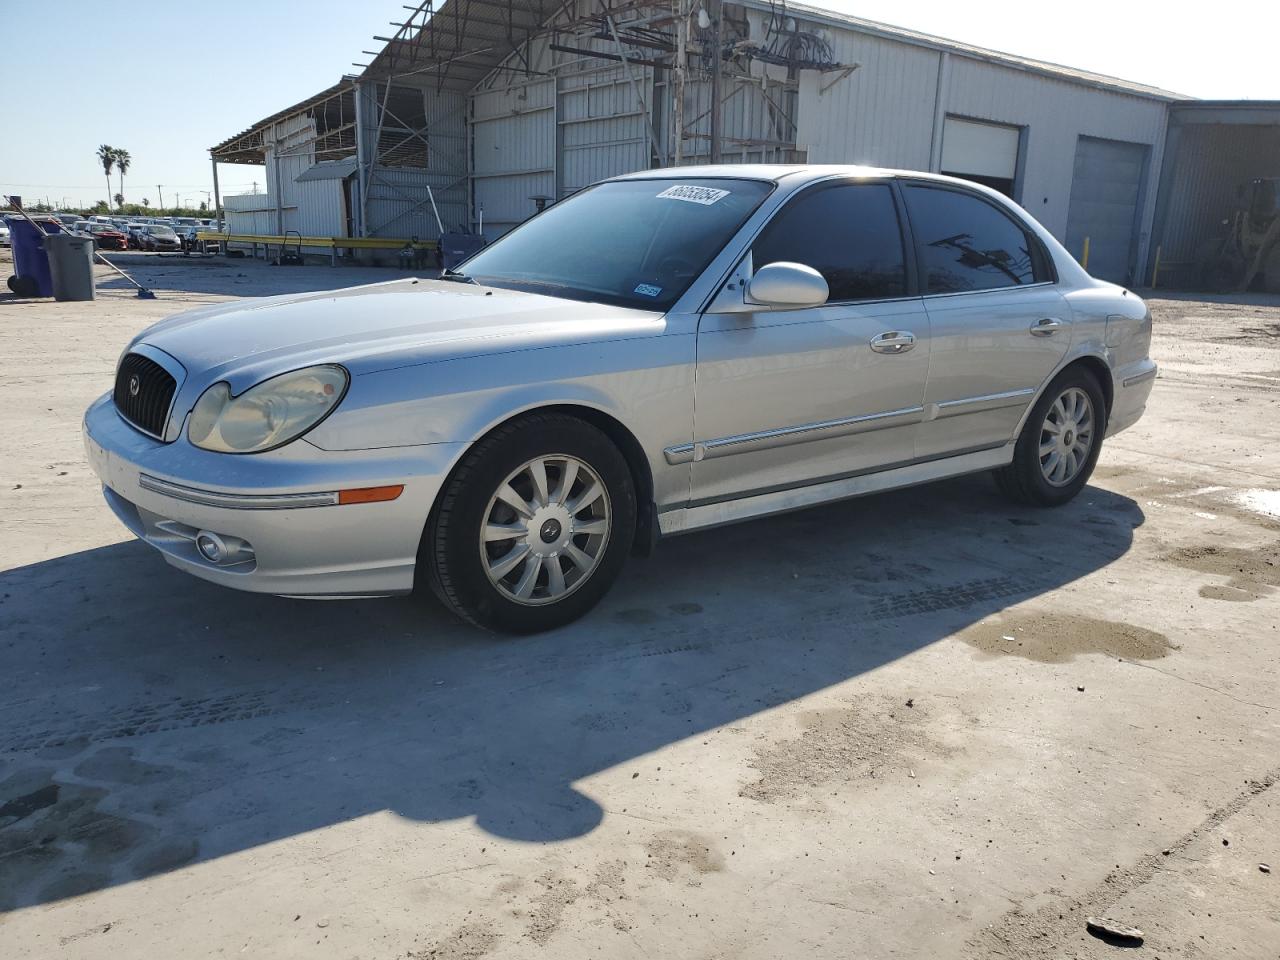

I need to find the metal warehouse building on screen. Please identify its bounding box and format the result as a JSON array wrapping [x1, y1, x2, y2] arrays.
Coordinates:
[[209, 0, 1280, 289]]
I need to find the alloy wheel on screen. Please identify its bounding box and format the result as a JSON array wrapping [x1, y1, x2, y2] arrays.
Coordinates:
[[479, 454, 611, 606], [1039, 386, 1094, 487]]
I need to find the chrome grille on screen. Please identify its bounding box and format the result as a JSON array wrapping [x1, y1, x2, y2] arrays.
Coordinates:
[[114, 353, 177, 438]]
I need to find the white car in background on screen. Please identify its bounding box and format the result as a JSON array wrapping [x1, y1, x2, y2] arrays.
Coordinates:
[[0, 222, 10, 247]]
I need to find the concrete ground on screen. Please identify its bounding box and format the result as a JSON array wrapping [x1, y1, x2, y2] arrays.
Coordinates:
[[1, 250, 1277, 959]]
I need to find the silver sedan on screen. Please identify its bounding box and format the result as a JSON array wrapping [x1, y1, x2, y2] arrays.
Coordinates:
[[83, 165, 1156, 631]]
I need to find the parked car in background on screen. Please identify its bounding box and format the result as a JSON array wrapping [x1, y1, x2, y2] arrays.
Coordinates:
[[83, 165, 1156, 632], [72, 221, 93, 237], [139, 224, 181, 251], [86, 223, 129, 251], [0, 222, 10, 247], [125, 223, 148, 249]]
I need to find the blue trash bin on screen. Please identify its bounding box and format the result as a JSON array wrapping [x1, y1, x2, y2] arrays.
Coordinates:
[[5, 216, 59, 297]]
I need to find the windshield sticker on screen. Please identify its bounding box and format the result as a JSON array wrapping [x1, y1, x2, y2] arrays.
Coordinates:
[[656, 185, 730, 206], [634, 283, 663, 297]]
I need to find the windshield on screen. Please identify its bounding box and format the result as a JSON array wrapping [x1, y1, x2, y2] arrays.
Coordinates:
[[149, 226, 176, 237], [90, 224, 115, 233], [461, 177, 773, 310]]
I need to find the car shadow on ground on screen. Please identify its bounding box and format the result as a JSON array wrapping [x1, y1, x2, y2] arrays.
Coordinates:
[[0, 474, 1144, 910]]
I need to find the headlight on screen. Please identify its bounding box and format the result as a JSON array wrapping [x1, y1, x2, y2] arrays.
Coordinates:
[[187, 365, 349, 453]]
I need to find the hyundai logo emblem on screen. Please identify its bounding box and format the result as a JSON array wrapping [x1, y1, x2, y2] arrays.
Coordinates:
[[128, 374, 141, 397]]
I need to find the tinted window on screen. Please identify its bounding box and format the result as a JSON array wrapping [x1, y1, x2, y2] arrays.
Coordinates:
[[903, 185, 1045, 293], [752, 183, 906, 302]]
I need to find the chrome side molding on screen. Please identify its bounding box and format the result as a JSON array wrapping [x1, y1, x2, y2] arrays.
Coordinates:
[[664, 405, 924, 465]]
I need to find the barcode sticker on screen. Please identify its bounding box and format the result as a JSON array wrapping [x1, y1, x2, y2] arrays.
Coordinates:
[[656, 185, 730, 205]]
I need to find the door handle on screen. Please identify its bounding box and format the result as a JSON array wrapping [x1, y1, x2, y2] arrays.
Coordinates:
[[1030, 317, 1063, 337], [870, 331, 916, 354]]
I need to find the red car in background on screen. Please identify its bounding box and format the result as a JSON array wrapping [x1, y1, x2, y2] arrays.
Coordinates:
[[86, 223, 128, 251]]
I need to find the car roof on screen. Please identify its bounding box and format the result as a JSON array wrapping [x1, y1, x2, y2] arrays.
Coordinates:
[[609, 163, 990, 188]]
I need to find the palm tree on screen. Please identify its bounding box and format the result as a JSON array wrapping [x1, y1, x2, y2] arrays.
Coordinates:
[[113, 148, 131, 210], [96, 145, 115, 210], [113, 193, 124, 209], [141, 198, 150, 209]]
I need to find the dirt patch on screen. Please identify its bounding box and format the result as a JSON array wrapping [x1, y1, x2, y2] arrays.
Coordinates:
[[1164, 542, 1280, 601], [412, 921, 499, 960], [740, 699, 945, 803], [643, 830, 724, 884], [961, 612, 1172, 663], [1199, 584, 1257, 602], [524, 871, 580, 945]]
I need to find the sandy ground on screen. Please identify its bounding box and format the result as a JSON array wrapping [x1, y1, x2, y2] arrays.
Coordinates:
[[1, 250, 1277, 959]]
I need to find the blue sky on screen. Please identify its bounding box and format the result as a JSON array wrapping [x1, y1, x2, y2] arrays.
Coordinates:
[[3, 1, 1277, 209]]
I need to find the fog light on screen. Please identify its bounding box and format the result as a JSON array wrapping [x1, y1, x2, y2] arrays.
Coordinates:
[[195, 531, 227, 563]]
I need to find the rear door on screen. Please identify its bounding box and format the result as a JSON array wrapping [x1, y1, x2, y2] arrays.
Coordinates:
[[689, 180, 931, 506], [901, 183, 1070, 459]]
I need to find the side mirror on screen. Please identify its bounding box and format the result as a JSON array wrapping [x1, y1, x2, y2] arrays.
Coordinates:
[[747, 261, 829, 309]]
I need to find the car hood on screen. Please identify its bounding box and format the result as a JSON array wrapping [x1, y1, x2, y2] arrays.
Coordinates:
[[130, 278, 665, 388]]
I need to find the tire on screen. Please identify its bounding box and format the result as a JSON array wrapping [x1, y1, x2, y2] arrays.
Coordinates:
[[421, 413, 636, 633], [1201, 254, 1245, 293], [8, 275, 38, 297], [994, 367, 1108, 507]]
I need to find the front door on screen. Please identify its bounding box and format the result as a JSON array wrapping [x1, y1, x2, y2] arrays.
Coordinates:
[[689, 180, 931, 507], [899, 183, 1071, 459]]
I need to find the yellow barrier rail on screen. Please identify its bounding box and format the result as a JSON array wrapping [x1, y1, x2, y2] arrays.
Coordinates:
[[194, 232, 438, 265]]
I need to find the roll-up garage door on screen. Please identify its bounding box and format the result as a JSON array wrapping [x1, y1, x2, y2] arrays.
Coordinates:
[[1065, 136, 1149, 285], [940, 117, 1021, 197]]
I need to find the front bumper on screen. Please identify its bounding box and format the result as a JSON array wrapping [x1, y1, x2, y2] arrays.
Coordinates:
[[83, 392, 465, 597]]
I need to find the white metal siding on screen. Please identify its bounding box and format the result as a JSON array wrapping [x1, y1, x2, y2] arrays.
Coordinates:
[[558, 67, 650, 195], [223, 193, 274, 235], [943, 57, 1168, 266], [471, 73, 556, 235], [795, 31, 941, 170]]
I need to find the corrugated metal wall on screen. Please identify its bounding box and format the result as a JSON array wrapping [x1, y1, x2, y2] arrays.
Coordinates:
[[795, 30, 940, 170], [945, 58, 1168, 265], [227, 114, 345, 237], [796, 43, 1169, 268], [468, 4, 810, 237], [362, 86, 470, 240], [223, 193, 274, 235], [1156, 123, 1280, 268], [471, 66, 556, 233], [558, 66, 651, 195]]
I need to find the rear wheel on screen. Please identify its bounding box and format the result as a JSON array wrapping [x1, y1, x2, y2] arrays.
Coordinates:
[[422, 413, 636, 633], [994, 368, 1107, 507]]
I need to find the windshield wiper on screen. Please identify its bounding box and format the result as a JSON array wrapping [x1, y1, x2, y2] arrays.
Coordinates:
[[439, 268, 477, 284]]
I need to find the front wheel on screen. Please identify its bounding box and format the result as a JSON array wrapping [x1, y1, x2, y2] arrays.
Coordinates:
[[994, 368, 1107, 507], [421, 413, 636, 633]]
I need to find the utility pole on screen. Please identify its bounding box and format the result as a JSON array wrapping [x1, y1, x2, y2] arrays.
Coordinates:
[[211, 159, 223, 224], [157, 185, 165, 210], [673, 0, 687, 165], [708, 0, 722, 163]]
